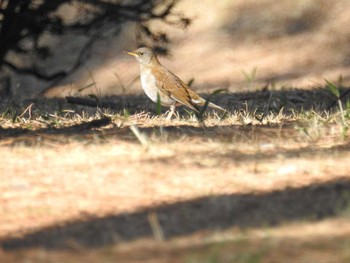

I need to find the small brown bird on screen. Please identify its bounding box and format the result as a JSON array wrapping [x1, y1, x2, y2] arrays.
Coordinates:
[[126, 47, 225, 119]]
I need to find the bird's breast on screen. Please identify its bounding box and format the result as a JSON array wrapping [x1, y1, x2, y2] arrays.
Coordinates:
[[139, 66, 174, 106]]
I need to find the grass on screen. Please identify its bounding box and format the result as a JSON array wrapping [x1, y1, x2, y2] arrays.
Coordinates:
[[0, 99, 347, 147]]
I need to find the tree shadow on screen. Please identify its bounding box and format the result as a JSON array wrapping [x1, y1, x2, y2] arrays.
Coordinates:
[[1, 178, 350, 250]]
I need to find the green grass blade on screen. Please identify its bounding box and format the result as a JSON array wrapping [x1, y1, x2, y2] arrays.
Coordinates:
[[156, 92, 162, 115], [326, 79, 340, 98]]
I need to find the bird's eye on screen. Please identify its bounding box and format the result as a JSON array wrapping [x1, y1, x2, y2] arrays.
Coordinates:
[[139, 52, 144, 56]]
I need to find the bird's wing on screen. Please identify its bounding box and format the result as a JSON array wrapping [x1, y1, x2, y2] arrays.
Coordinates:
[[152, 67, 203, 112]]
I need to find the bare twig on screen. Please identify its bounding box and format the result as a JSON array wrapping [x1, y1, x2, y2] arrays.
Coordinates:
[[19, 103, 34, 119]]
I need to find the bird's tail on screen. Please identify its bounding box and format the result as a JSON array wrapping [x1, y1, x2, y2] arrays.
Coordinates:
[[208, 102, 226, 112], [191, 97, 226, 112]]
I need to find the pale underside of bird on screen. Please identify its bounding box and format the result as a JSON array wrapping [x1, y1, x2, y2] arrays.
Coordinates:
[[126, 47, 225, 119]]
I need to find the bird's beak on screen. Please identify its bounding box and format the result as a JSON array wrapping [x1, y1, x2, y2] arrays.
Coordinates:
[[124, 51, 138, 57]]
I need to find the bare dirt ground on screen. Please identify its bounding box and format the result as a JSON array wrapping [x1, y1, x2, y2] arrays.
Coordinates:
[[1, 0, 350, 262]]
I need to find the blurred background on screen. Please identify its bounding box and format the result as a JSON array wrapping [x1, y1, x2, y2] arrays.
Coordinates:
[[0, 0, 349, 100]]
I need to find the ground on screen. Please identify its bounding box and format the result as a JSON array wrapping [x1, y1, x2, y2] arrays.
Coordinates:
[[1, 0, 350, 262], [1, 87, 350, 262]]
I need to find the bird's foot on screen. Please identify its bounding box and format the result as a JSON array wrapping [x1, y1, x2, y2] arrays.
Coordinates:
[[166, 105, 176, 120]]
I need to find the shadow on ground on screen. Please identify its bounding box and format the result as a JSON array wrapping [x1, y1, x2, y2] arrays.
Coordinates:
[[1, 87, 349, 117], [1, 178, 350, 250], [4, 86, 350, 114]]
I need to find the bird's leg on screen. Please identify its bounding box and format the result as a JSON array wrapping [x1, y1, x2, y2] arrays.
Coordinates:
[[166, 104, 176, 120]]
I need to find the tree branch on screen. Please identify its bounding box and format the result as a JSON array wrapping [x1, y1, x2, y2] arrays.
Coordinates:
[[0, 0, 189, 83]]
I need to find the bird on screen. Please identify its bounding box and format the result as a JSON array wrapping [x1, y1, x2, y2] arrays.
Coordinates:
[[125, 47, 225, 119]]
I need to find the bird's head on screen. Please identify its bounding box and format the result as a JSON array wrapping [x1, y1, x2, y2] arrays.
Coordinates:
[[125, 47, 157, 66]]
